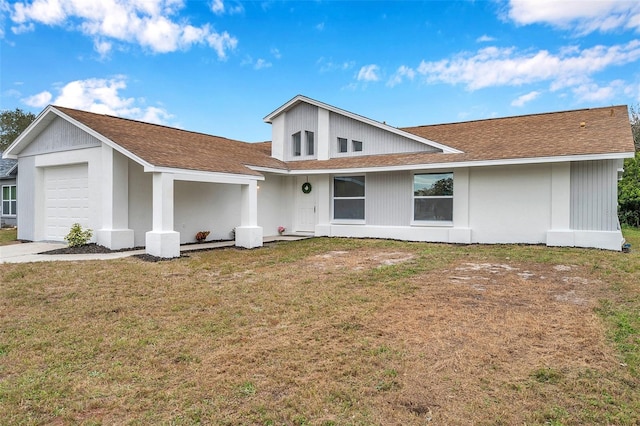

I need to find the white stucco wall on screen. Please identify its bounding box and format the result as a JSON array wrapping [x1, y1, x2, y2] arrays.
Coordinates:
[[173, 181, 242, 243], [128, 160, 152, 247], [469, 164, 552, 244], [257, 174, 293, 236]]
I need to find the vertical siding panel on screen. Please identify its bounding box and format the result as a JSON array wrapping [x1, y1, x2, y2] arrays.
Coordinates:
[[284, 104, 318, 161], [366, 172, 411, 226], [570, 160, 618, 231], [328, 112, 439, 157], [21, 117, 101, 156]]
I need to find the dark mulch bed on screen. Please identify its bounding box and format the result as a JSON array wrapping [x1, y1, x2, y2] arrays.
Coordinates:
[[39, 243, 143, 255]]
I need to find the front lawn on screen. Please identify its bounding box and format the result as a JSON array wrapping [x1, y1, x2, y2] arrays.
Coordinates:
[[1, 234, 639, 424], [0, 227, 17, 245]]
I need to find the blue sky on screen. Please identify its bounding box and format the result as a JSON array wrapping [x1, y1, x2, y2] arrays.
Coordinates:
[[1, 0, 640, 142]]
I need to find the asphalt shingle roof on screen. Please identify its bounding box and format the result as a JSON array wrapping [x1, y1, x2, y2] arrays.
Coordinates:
[[0, 152, 17, 178], [56, 107, 286, 176], [54, 104, 635, 176]]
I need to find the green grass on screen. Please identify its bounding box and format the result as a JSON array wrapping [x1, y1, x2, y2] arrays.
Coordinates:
[[1, 234, 639, 424], [0, 227, 17, 245]]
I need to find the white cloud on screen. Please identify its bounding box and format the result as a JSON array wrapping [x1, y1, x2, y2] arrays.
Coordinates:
[[387, 65, 416, 87], [22, 90, 52, 107], [508, 0, 640, 34], [476, 34, 496, 42], [93, 39, 112, 58], [254, 58, 272, 70], [22, 76, 174, 124], [316, 22, 325, 31], [415, 40, 640, 91], [211, 0, 224, 14], [357, 64, 380, 82], [317, 57, 355, 73], [511, 90, 541, 107], [271, 48, 281, 59], [572, 79, 625, 102], [624, 82, 640, 101], [9, 0, 238, 58], [210, 0, 243, 15]]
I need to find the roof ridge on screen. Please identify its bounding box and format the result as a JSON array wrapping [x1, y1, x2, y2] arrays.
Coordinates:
[[402, 105, 628, 130]]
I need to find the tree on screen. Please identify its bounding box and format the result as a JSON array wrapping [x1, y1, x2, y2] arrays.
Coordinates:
[[618, 105, 640, 227], [0, 108, 36, 152]]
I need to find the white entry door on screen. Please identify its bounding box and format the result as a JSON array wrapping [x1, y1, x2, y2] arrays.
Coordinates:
[[44, 164, 90, 241], [295, 176, 316, 233]]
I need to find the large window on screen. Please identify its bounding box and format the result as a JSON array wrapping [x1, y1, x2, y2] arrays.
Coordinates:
[[413, 173, 453, 222], [2, 185, 16, 216], [333, 176, 365, 220], [306, 131, 314, 155], [292, 132, 301, 156]]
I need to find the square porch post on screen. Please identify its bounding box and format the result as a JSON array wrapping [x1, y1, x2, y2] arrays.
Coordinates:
[[235, 179, 263, 248], [96, 144, 135, 249], [145, 172, 180, 258]]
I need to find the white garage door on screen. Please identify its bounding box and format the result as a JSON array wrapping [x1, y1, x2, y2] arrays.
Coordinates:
[[44, 164, 89, 241]]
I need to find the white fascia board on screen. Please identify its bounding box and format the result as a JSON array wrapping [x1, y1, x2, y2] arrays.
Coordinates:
[[280, 152, 637, 175], [263, 95, 463, 154], [50, 108, 153, 169], [246, 165, 290, 175], [145, 165, 264, 184]]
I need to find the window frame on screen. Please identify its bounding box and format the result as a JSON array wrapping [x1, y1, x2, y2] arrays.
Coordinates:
[[2, 184, 17, 217], [353, 140, 363, 152], [337, 137, 348, 153], [292, 132, 302, 157], [332, 175, 366, 223], [411, 172, 453, 226], [306, 131, 315, 156]]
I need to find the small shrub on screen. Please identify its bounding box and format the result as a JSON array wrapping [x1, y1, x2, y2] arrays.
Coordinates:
[[64, 223, 93, 247]]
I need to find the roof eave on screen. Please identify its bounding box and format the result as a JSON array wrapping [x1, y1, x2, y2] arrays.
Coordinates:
[[281, 151, 636, 175]]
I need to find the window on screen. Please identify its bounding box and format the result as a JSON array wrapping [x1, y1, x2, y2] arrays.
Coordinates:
[[338, 137, 348, 153], [333, 176, 365, 220], [2, 185, 16, 216], [306, 131, 314, 155], [353, 140, 363, 152], [292, 132, 301, 156], [413, 173, 453, 221]]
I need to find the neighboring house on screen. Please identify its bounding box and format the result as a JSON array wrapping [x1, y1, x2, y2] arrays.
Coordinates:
[[0, 151, 18, 228], [2, 95, 636, 257]]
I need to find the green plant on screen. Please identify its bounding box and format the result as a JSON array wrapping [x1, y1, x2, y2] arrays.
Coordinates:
[[64, 223, 93, 247]]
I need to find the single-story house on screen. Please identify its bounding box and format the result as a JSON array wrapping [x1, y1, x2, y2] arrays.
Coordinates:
[[0, 151, 18, 228], [2, 95, 636, 257]]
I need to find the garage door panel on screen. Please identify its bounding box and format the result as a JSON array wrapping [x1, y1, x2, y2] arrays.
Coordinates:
[[44, 164, 89, 241]]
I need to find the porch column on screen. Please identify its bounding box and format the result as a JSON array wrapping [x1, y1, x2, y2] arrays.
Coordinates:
[[96, 144, 134, 249], [235, 180, 263, 248], [145, 172, 180, 258]]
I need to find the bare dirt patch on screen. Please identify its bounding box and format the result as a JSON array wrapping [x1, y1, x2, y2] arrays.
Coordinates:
[[310, 249, 415, 271], [371, 260, 618, 423]]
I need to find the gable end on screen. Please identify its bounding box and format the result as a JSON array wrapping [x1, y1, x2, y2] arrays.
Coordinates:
[[20, 116, 101, 157]]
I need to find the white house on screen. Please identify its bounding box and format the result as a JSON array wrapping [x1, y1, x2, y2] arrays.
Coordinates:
[[2, 95, 636, 257]]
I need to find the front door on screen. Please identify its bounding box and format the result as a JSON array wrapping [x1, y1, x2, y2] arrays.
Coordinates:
[[295, 176, 316, 233]]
